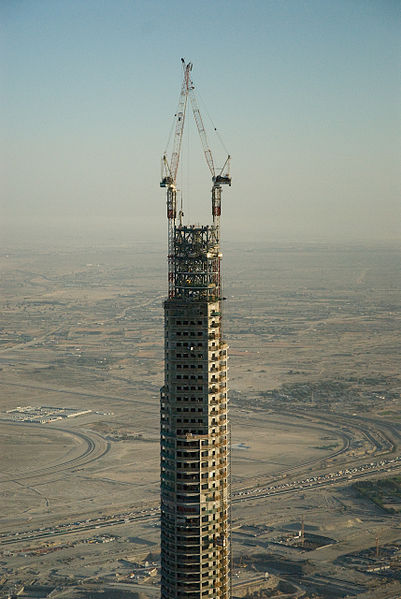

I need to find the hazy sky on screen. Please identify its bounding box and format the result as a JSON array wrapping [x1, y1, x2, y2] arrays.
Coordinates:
[[1, 0, 400, 244]]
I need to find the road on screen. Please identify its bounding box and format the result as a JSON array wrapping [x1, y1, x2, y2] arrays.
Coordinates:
[[0, 422, 110, 483], [1, 449, 400, 547], [1, 407, 400, 547]]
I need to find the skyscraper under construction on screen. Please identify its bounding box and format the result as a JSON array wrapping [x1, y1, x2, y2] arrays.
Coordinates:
[[160, 60, 232, 599]]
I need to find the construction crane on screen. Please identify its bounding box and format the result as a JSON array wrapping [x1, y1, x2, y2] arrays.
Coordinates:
[[161, 60, 231, 281], [160, 60, 192, 296], [160, 60, 192, 191]]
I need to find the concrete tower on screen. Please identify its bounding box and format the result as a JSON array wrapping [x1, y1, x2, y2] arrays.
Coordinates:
[[160, 60, 231, 599]]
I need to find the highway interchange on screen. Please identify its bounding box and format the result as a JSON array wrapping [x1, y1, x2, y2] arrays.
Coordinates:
[[1, 407, 400, 549]]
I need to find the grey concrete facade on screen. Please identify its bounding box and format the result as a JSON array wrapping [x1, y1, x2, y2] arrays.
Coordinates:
[[160, 225, 230, 599]]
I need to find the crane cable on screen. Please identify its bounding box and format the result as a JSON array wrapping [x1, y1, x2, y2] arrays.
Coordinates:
[[163, 115, 176, 156]]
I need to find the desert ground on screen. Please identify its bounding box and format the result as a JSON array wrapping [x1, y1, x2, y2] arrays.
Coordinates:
[[0, 238, 400, 598]]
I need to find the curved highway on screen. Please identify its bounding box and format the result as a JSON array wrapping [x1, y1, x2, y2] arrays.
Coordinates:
[[0, 422, 110, 483], [1, 409, 400, 547]]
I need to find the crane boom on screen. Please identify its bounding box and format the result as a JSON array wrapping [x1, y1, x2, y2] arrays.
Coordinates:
[[161, 59, 192, 188], [188, 84, 216, 178], [187, 72, 231, 187]]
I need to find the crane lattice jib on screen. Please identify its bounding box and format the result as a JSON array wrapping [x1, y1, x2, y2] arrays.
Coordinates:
[[188, 82, 216, 179], [168, 62, 191, 185]]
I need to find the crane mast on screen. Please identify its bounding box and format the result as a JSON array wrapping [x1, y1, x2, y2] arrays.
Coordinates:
[[160, 59, 231, 296]]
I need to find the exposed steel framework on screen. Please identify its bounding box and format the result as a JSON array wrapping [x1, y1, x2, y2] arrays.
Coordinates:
[[160, 61, 232, 599], [161, 59, 231, 299]]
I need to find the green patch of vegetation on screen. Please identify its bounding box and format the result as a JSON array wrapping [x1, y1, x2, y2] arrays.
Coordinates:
[[354, 477, 401, 513], [380, 410, 401, 417]]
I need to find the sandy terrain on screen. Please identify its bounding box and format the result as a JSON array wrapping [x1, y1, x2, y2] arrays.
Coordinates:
[[0, 240, 400, 598]]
